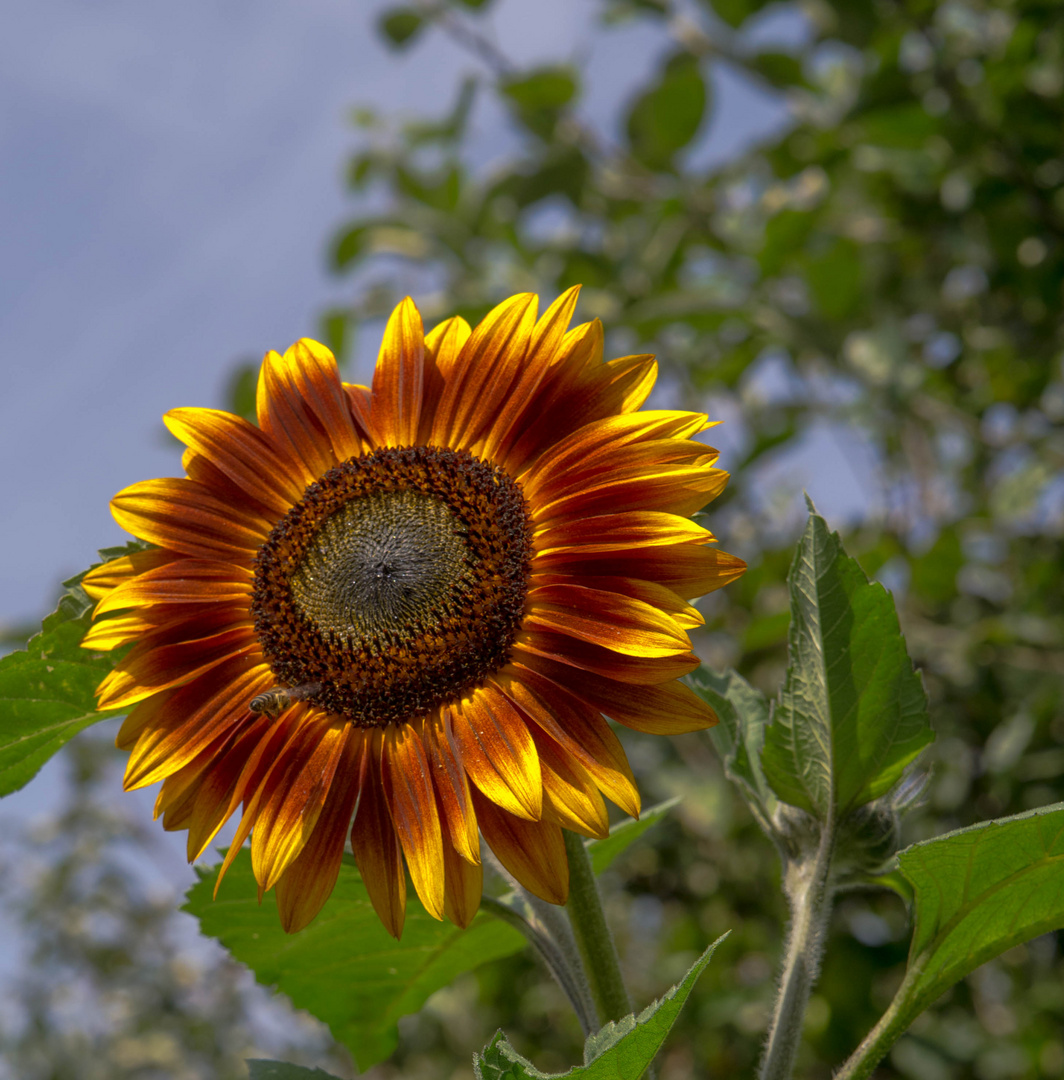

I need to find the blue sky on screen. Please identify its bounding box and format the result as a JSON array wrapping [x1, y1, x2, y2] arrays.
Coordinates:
[[0, 0, 800, 626]]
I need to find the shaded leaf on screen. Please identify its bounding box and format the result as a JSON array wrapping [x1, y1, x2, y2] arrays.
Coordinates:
[[625, 53, 706, 171], [899, 802, 1064, 1016], [474, 936, 725, 1080], [585, 798, 680, 874], [0, 547, 139, 798], [185, 849, 527, 1070], [246, 1062, 344, 1080], [761, 507, 932, 820], [690, 667, 774, 830], [379, 9, 425, 49]]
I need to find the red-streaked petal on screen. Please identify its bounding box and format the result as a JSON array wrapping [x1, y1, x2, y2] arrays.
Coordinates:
[[286, 338, 364, 463], [494, 665, 640, 818], [533, 730, 610, 839], [111, 478, 270, 561], [372, 297, 425, 446], [275, 731, 367, 933], [164, 407, 306, 513], [442, 838, 483, 929], [429, 294, 538, 450], [252, 717, 350, 893], [521, 412, 712, 499], [94, 559, 253, 616], [344, 383, 385, 448], [450, 688, 542, 821], [256, 349, 335, 484], [352, 733, 406, 939], [533, 511, 712, 558], [480, 286, 580, 462], [424, 713, 480, 864], [382, 722, 446, 921], [525, 582, 692, 658], [82, 549, 173, 600], [419, 317, 472, 445], [514, 628, 699, 684], [532, 573, 704, 630], [542, 544, 748, 600], [97, 624, 258, 710], [517, 652, 718, 734], [471, 787, 568, 905], [122, 657, 272, 789]]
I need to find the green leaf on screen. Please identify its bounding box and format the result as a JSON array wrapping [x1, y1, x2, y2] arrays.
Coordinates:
[[185, 849, 527, 1070], [899, 802, 1064, 1015], [690, 667, 775, 829], [803, 238, 864, 320], [246, 1062, 344, 1080], [378, 9, 425, 49], [501, 67, 578, 139], [761, 506, 933, 821], [0, 547, 137, 798], [702, 0, 768, 29], [474, 936, 726, 1080], [625, 53, 707, 171], [502, 68, 577, 112], [585, 798, 680, 874], [330, 223, 370, 270]]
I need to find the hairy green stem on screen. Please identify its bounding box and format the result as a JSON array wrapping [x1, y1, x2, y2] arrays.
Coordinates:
[[759, 828, 836, 1080], [833, 960, 927, 1080], [563, 829, 632, 1026]]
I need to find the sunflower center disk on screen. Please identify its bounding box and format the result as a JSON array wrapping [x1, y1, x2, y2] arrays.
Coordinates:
[[252, 446, 533, 727]]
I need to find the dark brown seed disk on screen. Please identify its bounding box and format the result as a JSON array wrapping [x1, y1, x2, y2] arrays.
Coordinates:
[[251, 445, 533, 727]]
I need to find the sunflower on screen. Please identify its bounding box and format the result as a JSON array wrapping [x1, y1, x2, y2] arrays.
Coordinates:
[[82, 289, 745, 936]]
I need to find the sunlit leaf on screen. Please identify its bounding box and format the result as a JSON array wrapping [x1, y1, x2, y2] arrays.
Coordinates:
[[474, 936, 725, 1080], [586, 798, 680, 874], [185, 849, 527, 1070], [0, 547, 138, 797], [761, 507, 933, 820]]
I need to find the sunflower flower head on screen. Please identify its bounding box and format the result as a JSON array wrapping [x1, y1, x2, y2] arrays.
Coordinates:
[[83, 289, 746, 937]]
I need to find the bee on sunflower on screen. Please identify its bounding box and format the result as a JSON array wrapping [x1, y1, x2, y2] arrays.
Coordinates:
[[82, 289, 745, 937]]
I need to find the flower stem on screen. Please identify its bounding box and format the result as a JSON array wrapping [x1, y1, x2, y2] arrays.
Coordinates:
[[759, 828, 836, 1080], [563, 828, 632, 1026]]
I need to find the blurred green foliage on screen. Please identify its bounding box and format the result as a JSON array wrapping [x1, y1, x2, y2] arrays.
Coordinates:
[[323, 1, 1064, 1078]]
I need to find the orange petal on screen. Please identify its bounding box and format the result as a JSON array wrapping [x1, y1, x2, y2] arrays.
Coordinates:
[[525, 582, 692, 658], [352, 733, 407, 939], [520, 411, 712, 499], [164, 407, 306, 513], [97, 624, 257, 710], [122, 656, 272, 788], [480, 287, 580, 462], [518, 652, 718, 734], [424, 714, 480, 864], [471, 787, 568, 905], [83, 610, 161, 650], [93, 559, 253, 616], [533, 511, 712, 558], [442, 837, 484, 930], [429, 293, 538, 450], [533, 573, 703, 630], [543, 544, 747, 600], [419, 316, 472, 445], [533, 730, 610, 839], [450, 688, 542, 821], [372, 297, 425, 446], [344, 383, 385, 448], [286, 338, 364, 463], [275, 731, 367, 933], [81, 549, 173, 600], [514, 627, 699, 684], [256, 348, 336, 485], [111, 478, 270, 561], [494, 665, 640, 818], [382, 722, 446, 921], [252, 718, 350, 893]]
